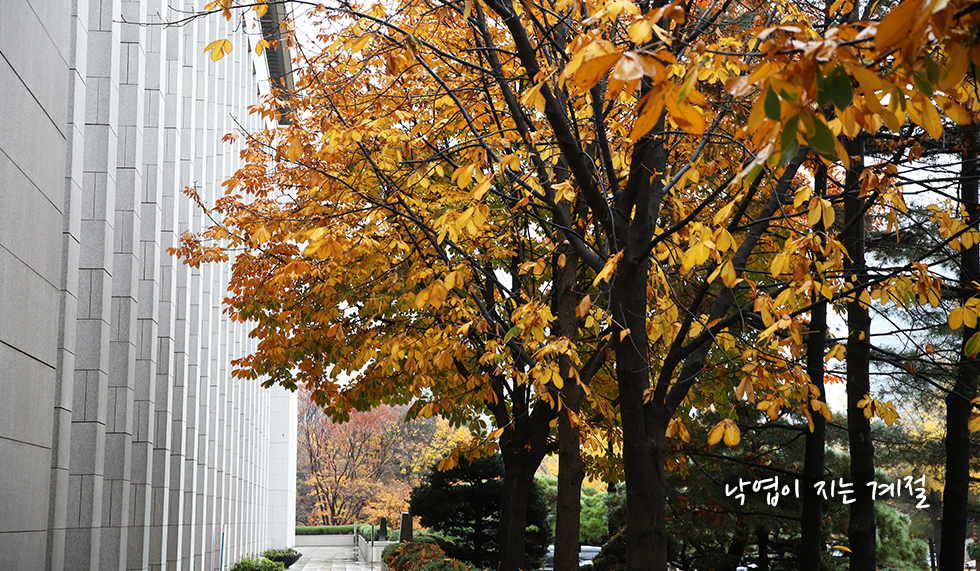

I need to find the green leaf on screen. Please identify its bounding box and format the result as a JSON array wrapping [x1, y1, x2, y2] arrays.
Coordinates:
[[817, 66, 853, 111], [503, 325, 521, 344], [912, 69, 934, 97], [827, 66, 853, 111], [815, 69, 830, 108], [803, 112, 837, 160], [925, 55, 940, 84], [778, 114, 800, 169], [778, 88, 799, 104], [966, 331, 980, 357], [781, 115, 800, 156], [765, 86, 781, 121]]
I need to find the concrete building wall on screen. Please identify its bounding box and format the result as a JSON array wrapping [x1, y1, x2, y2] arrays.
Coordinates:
[[0, 1, 297, 569]]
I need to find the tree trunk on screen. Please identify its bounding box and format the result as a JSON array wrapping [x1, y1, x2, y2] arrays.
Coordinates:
[[613, 251, 667, 571], [940, 132, 979, 571], [612, 101, 667, 571], [757, 526, 769, 571], [498, 449, 537, 571], [801, 161, 829, 571], [931, 489, 943, 565], [843, 137, 875, 570], [554, 225, 585, 571]]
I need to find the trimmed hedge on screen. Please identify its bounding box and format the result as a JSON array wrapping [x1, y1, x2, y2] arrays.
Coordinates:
[[229, 557, 285, 571], [296, 525, 357, 535], [383, 539, 490, 571]]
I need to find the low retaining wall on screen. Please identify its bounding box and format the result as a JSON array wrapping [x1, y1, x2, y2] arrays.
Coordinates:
[[357, 533, 398, 563], [295, 534, 357, 547], [293, 531, 397, 566]]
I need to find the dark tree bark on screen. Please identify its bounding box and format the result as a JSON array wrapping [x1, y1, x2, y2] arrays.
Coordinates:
[[940, 131, 979, 571], [554, 206, 585, 571], [757, 526, 770, 571], [843, 137, 876, 570], [497, 401, 552, 571], [498, 461, 534, 571], [613, 107, 668, 571], [801, 161, 829, 571]]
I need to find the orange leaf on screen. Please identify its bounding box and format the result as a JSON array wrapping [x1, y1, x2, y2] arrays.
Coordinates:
[[573, 54, 622, 91], [875, 0, 924, 50]]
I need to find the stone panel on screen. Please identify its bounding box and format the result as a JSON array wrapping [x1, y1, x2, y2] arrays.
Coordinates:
[[1, 2, 298, 569]]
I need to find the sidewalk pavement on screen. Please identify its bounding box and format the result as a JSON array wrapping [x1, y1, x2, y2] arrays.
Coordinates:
[[290, 546, 387, 571]]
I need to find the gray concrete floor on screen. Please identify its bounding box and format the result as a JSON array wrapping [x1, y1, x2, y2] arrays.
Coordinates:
[[290, 546, 387, 571]]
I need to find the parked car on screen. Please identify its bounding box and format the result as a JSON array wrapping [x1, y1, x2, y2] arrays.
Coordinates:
[[541, 545, 604, 569], [579, 546, 601, 566]]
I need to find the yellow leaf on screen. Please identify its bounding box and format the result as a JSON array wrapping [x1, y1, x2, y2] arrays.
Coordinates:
[[735, 377, 756, 404], [205, 38, 233, 62], [286, 133, 304, 162], [629, 89, 665, 141], [707, 421, 726, 445], [723, 419, 740, 446], [667, 418, 691, 443], [965, 308, 978, 330], [808, 198, 822, 227], [619, 328, 631, 341], [472, 178, 492, 201], [628, 19, 652, 44], [254, 2, 269, 18], [935, 94, 973, 126], [520, 81, 546, 113], [714, 202, 735, 226], [715, 229, 733, 252], [462, 0, 474, 20], [969, 413, 980, 433], [917, 96, 944, 140], [253, 226, 271, 244], [576, 295, 592, 318], [949, 306, 964, 330], [822, 199, 836, 228], [794, 186, 812, 209], [453, 164, 476, 188], [875, 0, 924, 51], [348, 33, 375, 53], [720, 260, 738, 287], [592, 251, 623, 286], [255, 39, 271, 56], [573, 54, 622, 91], [939, 44, 970, 90]]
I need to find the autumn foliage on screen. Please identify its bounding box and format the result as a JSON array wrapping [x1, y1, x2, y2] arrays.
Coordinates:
[[177, 0, 980, 569], [298, 396, 469, 526]]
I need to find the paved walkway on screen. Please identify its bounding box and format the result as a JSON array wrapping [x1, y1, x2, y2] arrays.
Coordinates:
[[290, 546, 386, 571]]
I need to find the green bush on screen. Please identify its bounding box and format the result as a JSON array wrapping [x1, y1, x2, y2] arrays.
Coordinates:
[[263, 548, 301, 559], [382, 542, 402, 561], [356, 522, 400, 540], [229, 557, 285, 571]]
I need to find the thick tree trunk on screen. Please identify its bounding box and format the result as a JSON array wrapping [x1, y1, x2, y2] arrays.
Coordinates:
[[930, 489, 943, 567], [613, 251, 667, 571], [612, 104, 667, 571], [940, 133, 979, 571], [757, 526, 769, 571], [554, 230, 585, 571], [498, 460, 534, 571], [843, 138, 875, 570], [801, 161, 829, 571]]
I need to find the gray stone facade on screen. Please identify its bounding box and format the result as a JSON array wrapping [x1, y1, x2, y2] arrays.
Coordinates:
[[0, 1, 297, 569]]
